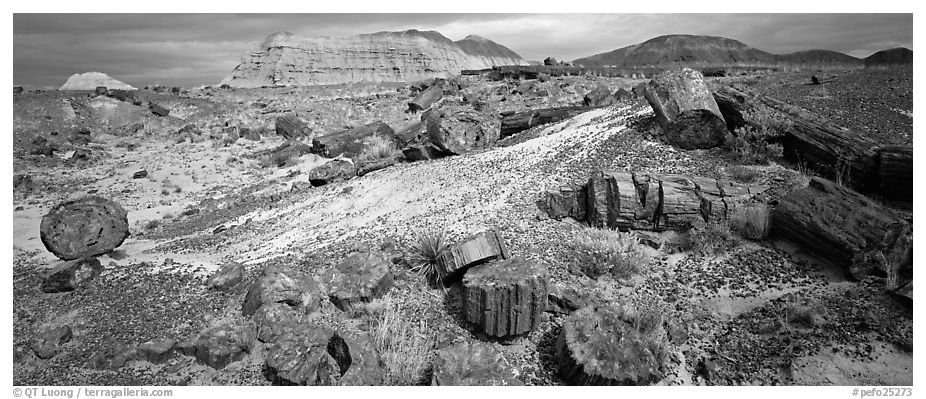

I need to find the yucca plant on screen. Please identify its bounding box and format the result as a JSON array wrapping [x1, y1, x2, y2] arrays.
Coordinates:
[[407, 228, 450, 286]]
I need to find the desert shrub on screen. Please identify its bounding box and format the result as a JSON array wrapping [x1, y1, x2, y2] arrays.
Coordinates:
[[615, 301, 670, 367], [145, 219, 160, 230], [367, 297, 436, 385], [727, 165, 761, 184], [568, 227, 650, 279], [358, 135, 399, 163], [407, 228, 450, 285], [667, 220, 738, 255], [730, 204, 771, 241], [725, 107, 791, 165]]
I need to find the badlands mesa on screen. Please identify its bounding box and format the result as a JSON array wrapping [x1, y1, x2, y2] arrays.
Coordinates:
[[12, 28, 913, 387]]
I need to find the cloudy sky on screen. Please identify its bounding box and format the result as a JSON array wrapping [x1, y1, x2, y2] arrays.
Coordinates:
[[13, 13, 913, 88]]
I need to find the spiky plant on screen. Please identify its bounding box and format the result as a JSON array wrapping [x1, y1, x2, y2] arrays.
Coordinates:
[[408, 228, 450, 286]]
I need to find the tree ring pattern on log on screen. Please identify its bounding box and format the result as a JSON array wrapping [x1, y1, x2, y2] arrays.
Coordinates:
[[40, 196, 129, 260], [462, 257, 549, 337]]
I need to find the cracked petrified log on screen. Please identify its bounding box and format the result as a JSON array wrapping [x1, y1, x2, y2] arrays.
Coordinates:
[[408, 85, 443, 113], [149, 103, 169, 117], [311, 121, 396, 159], [241, 265, 324, 316], [275, 114, 313, 140], [772, 177, 912, 286], [499, 105, 598, 140], [541, 170, 767, 231], [324, 252, 394, 311], [424, 103, 500, 155], [714, 85, 911, 200], [463, 257, 548, 337], [583, 84, 618, 107], [431, 341, 523, 385], [643, 68, 727, 149], [436, 229, 510, 282], [40, 196, 130, 260], [556, 305, 663, 385], [265, 324, 384, 386]]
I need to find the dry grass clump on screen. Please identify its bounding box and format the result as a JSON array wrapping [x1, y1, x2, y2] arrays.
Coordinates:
[[725, 107, 791, 165], [358, 135, 400, 163], [667, 220, 739, 255], [614, 300, 671, 368], [727, 165, 761, 184], [407, 228, 450, 286], [568, 227, 650, 280], [366, 297, 437, 385], [730, 204, 771, 241]]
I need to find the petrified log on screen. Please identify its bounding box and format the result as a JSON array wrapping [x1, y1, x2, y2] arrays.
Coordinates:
[[643, 68, 727, 149], [41, 258, 103, 293], [771, 177, 912, 281], [265, 325, 383, 386], [713, 86, 884, 194], [874, 145, 913, 203], [241, 265, 323, 316], [306, 158, 357, 186], [176, 323, 254, 370], [149, 103, 169, 117], [275, 114, 313, 140], [312, 121, 396, 159], [40, 196, 129, 260], [583, 84, 616, 107], [324, 252, 394, 311], [542, 170, 766, 232], [436, 229, 510, 282], [499, 105, 598, 139], [463, 257, 548, 337], [408, 85, 442, 113], [556, 305, 663, 385], [431, 341, 523, 386], [425, 104, 500, 155]]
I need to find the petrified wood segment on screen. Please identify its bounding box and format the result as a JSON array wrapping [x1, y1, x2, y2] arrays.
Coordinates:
[[431, 341, 523, 386], [41, 258, 103, 293], [40, 196, 130, 260], [771, 177, 912, 282], [874, 145, 913, 203], [556, 305, 663, 385], [643, 68, 726, 149], [324, 252, 394, 311], [499, 105, 598, 139], [543, 170, 766, 232], [275, 114, 313, 140], [436, 229, 510, 281], [408, 85, 443, 112], [463, 257, 548, 337], [312, 121, 396, 159]]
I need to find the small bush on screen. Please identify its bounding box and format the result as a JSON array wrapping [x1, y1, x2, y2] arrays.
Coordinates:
[[730, 204, 771, 241], [568, 227, 650, 279], [668, 220, 738, 255], [407, 228, 450, 285], [725, 107, 791, 165], [145, 219, 161, 230], [367, 297, 436, 385], [615, 301, 670, 367], [728, 165, 761, 184], [358, 135, 399, 163]]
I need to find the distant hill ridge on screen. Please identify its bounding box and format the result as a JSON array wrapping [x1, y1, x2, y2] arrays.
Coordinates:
[[222, 29, 529, 87], [573, 34, 865, 67]]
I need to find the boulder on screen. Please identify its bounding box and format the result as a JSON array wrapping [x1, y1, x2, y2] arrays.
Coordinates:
[[424, 103, 501, 155], [643, 68, 726, 149], [176, 323, 254, 369], [136, 338, 176, 364], [41, 258, 103, 293], [275, 114, 313, 140], [557, 305, 663, 385], [306, 158, 357, 187], [463, 257, 548, 337], [436, 229, 510, 282], [431, 341, 523, 385], [241, 266, 323, 316], [206, 262, 245, 291], [32, 325, 73, 359], [324, 252, 394, 311], [40, 196, 130, 260], [149, 103, 169, 117], [311, 121, 396, 159]]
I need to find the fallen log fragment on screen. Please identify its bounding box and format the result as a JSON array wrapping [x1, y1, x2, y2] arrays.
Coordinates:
[[407, 85, 442, 113], [463, 257, 548, 337], [873, 145, 913, 203], [499, 105, 599, 139], [311, 121, 396, 159]]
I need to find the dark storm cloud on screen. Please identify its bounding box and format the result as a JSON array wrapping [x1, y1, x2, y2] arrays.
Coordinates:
[[13, 13, 912, 88]]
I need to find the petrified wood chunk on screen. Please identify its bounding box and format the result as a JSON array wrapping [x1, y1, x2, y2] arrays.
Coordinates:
[[275, 114, 313, 140], [176, 323, 254, 370], [312, 121, 396, 159], [40, 196, 129, 260], [149, 103, 169, 117], [408, 85, 443, 112], [643, 68, 726, 149], [241, 265, 323, 316], [583, 84, 617, 107], [431, 340, 523, 386], [874, 144, 913, 203], [436, 229, 510, 282], [325, 252, 394, 311], [556, 305, 662, 385], [499, 105, 598, 139], [463, 257, 548, 337], [425, 103, 501, 155], [137, 338, 176, 364], [41, 258, 103, 293], [265, 325, 383, 386], [772, 177, 912, 282]]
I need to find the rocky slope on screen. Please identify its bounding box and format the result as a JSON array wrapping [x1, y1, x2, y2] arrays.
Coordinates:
[[573, 34, 861, 68], [221, 30, 529, 87], [864, 47, 913, 67], [59, 72, 136, 90]]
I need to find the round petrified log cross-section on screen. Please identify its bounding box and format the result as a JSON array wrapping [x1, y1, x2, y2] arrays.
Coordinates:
[[556, 305, 663, 385], [463, 256, 548, 337], [40, 196, 129, 260]]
